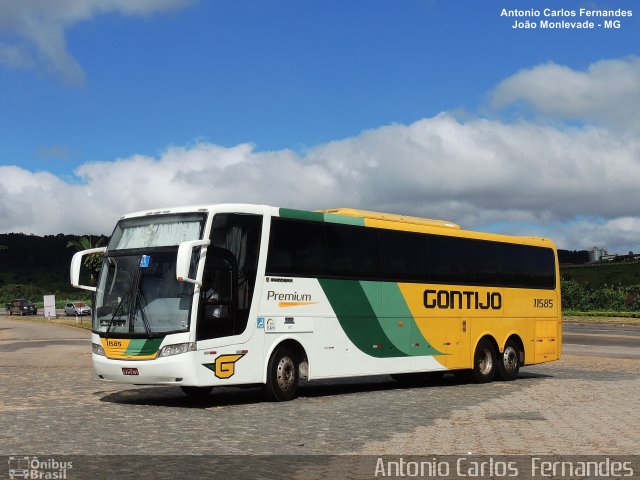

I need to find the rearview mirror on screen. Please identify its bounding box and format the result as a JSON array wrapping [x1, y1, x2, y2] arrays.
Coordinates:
[[70, 247, 107, 292], [176, 239, 210, 285]]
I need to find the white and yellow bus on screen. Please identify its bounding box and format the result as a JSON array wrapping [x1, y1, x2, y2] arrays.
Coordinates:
[[70, 204, 561, 401]]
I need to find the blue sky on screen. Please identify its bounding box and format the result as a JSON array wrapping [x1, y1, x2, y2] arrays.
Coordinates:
[[0, 0, 639, 252]]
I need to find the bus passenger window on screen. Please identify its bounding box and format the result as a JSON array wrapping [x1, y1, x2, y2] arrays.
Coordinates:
[[379, 229, 428, 282], [325, 223, 381, 280], [266, 218, 326, 276]]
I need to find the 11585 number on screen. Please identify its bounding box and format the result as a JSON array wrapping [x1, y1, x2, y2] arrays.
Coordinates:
[[533, 299, 554, 308]]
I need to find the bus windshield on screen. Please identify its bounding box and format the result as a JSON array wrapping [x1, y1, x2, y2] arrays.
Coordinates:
[[94, 252, 197, 335], [108, 213, 206, 250], [95, 213, 205, 335]]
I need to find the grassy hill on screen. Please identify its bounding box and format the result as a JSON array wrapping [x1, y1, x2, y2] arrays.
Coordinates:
[[561, 262, 640, 288], [0, 233, 108, 307]]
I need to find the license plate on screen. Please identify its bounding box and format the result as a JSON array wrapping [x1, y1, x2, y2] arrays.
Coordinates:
[[122, 368, 139, 376]]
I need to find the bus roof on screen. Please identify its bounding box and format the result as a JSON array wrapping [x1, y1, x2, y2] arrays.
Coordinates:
[[117, 203, 555, 249], [317, 208, 461, 230]]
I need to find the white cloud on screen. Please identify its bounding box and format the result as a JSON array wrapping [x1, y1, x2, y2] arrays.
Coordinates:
[[1, 112, 639, 252], [0, 0, 191, 84], [490, 56, 640, 130], [535, 218, 640, 255]]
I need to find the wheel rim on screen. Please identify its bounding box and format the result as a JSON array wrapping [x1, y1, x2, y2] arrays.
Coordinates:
[[276, 356, 296, 391], [502, 346, 518, 374], [477, 348, 493, 375]]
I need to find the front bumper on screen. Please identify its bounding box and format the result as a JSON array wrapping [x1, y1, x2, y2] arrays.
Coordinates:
[[92, 352, 199, 385]]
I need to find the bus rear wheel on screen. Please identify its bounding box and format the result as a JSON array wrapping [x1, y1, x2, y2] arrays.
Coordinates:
[[471, 338, 496, 383], [181, 386, 213, 399], [264, 347, 299, 402], [497, 339, 521, 381]]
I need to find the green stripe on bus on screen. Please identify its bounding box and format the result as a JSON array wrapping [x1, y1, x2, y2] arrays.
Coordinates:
[[360, 282, 412, 355], [359, 281, 383, 317], [140, 338, 164, 355], [320, 279, 443, 358], [323, 213, 364, 226], [124, 338, 163, 356], [279, 208, 325, 222], [319, 279, 407, 358], [381, 283, 444, 356], [279, 208, 365, 226], [123, 339, 145, 355]]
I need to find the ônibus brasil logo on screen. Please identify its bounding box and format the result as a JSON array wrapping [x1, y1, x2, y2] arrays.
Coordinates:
[[8, 456, 73, 479]]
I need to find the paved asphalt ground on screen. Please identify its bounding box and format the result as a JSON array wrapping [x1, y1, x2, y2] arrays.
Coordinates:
[[0, 314, 638, 472], [562, 323, 640, 359]]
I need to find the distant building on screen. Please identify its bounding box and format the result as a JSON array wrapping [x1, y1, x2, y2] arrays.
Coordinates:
[[589, 247, 607, 263], [588, 246, 640, 263]]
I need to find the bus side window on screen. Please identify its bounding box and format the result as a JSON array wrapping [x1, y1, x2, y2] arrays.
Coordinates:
[[266, 218, 325, 276], [325, 223, 381, 280]]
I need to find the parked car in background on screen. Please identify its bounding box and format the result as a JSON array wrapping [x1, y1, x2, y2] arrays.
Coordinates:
[[6, 299, 38, 315], [64, 302, 92, 316]]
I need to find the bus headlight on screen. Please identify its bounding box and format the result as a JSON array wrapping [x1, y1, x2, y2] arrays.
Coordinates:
[[158, 342, 196, 358], [92, 343, 106, 356]]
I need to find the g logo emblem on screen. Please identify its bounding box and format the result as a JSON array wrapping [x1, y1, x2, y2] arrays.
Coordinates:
[[213, 354, 245, 379]]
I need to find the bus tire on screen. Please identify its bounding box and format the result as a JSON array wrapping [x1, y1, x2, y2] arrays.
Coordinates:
[[497, 338, 521, 381], [181, 386, 213, 398], [264, 346, 299, 402], [471, 338, 496, 383]]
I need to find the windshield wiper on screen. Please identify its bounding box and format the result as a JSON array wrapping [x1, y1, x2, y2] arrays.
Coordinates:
[[134, 288, 152, 337], [105, 294, 128, 337]]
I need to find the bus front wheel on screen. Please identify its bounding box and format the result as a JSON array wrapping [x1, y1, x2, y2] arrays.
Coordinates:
[[497, 339, 521, 381], [471, 338, 496, 383], [264, 347, 299, 402]]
